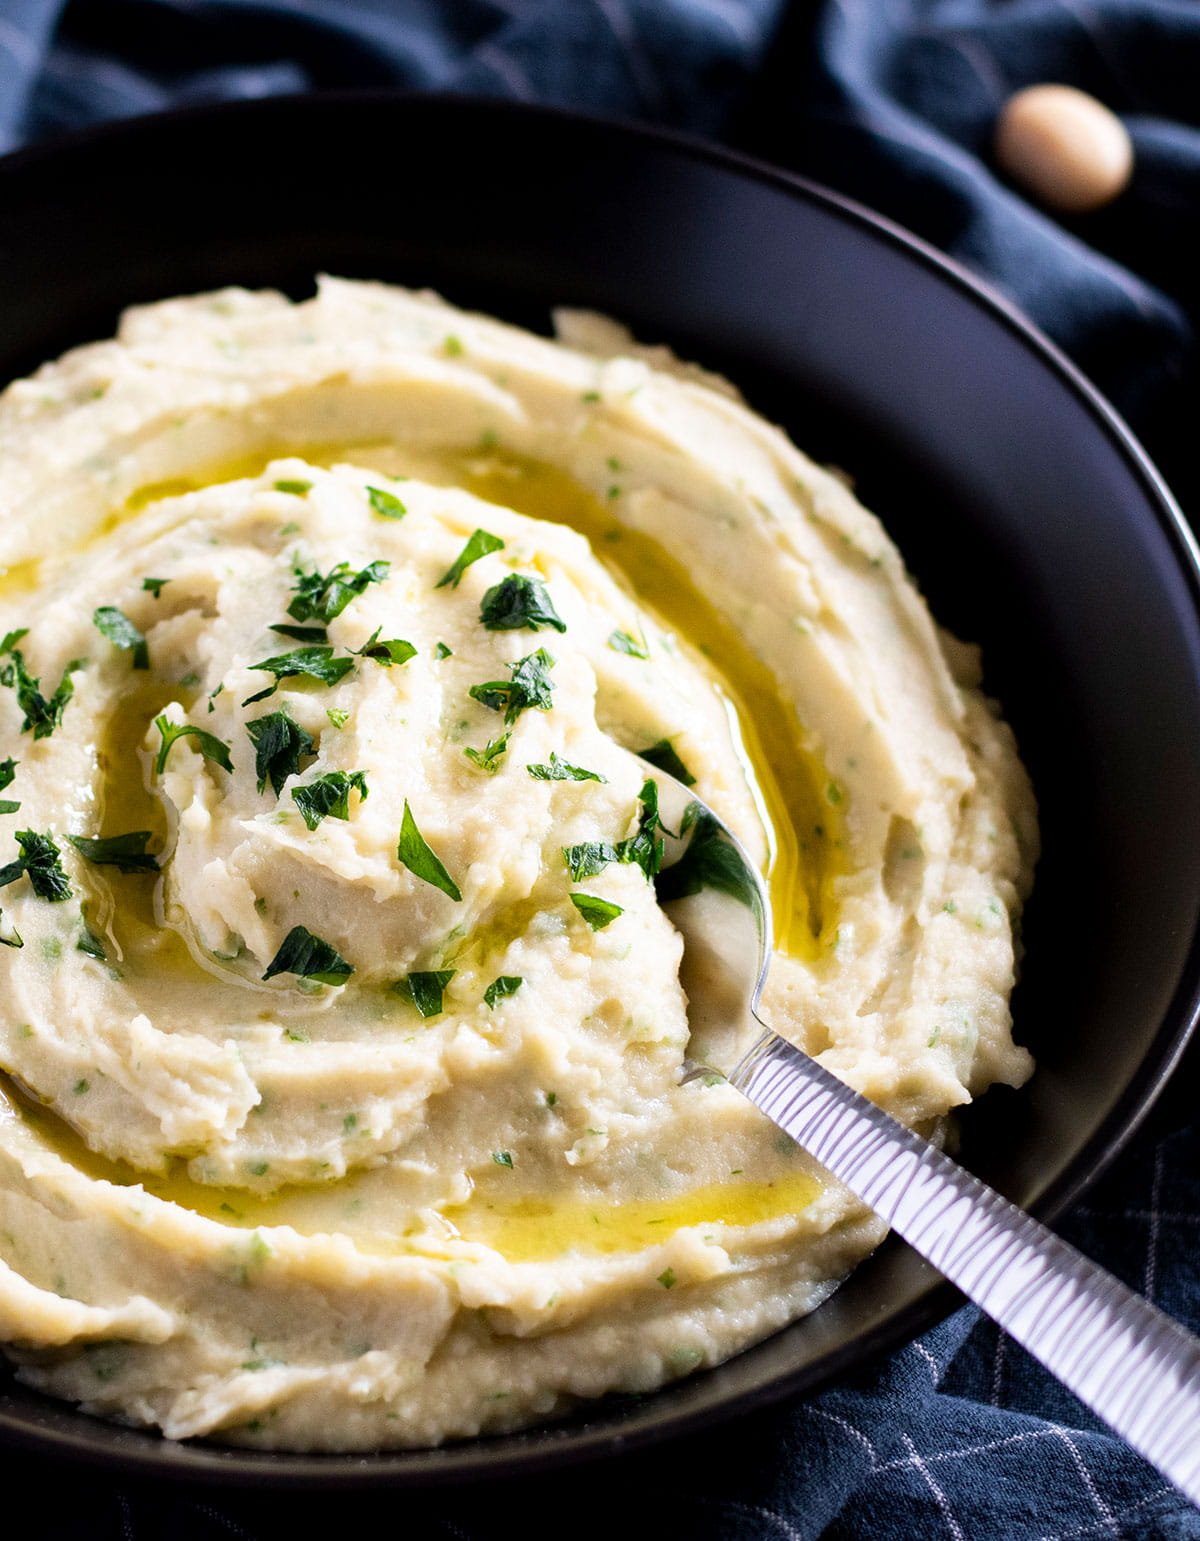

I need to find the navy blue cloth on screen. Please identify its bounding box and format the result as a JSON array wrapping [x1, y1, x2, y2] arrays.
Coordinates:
[[2, 4, 1199, 1536]]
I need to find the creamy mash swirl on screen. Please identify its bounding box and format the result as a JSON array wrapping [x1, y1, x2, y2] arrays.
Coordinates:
[[0, 280, 1036, 1448]]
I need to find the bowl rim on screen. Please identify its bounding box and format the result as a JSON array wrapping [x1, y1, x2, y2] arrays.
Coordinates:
[[0, 88, 1198, 1488]]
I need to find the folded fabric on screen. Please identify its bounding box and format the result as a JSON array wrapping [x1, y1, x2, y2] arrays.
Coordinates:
[[0, 3, 1197, 1537]]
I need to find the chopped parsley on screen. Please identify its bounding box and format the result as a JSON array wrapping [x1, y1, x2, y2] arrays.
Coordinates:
[[367, 485, 407, 521], [394, 969, 455, 1018], [443, 334, 465, 357], [243, 646, 355, 706], [435, 642, 453, 659], [350, 629, 417, 667], [287, 560, 389, 626], [261, 925, 354, 986], [0, 758, 18, 815], [67, 831, 160, 874], [274, 479, 312, 495], [436, 529, 504, 589], [153, 716, 234, 776], [492, 1150, 515, 1169], [142, 577, 170, 599], [657, 1267, 677, 1289], [569, 892, 623, 931], [463, 734, 510, 774], [637, 738, 696, 787], [93, 606, 149, 670], [608, 629, 648, 659], [0, 633, 84, 740], [469, 648, 556, 724], [478, 575, 566, 634], [484, 976, 523, 1009], [526, 753, 605, 784], [292, 771, 369, 830], [245, 709, 315, 796], [0, 909, 22, 948], [326, 707, 350, 730], [562, 781, 665, 884], [76, 912, 107, 960], [269, 623, 328, 643], [655, 803, 764, 926], [0, 830, 72, 902], [397, 801, 462, 901]]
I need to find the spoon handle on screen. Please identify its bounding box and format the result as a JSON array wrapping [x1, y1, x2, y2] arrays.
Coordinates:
[[731, 1026, 1200, 1505]]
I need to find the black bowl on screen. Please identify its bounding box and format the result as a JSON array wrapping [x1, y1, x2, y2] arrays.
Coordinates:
[[0, 94, 1198, 1487]]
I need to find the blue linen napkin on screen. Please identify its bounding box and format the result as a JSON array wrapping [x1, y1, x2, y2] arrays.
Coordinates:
[[1, 4, 1198, 1536]]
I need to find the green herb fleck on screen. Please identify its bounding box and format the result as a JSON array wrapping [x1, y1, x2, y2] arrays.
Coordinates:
[[269, 623, 328, 643], [0, 758, 18, 815], [492, 1150, 515, 1169], [0, 634, 84, 740], [326, 707, 350, 729], [484, 976, 523, 1009], [637, 738, 696, 786], [435, 642, 453, 660], [153, 716, 234, 776], [526, 753, 605, 783], [0, 830, 72, 902], [287, 559, 389, 625], [67, 831, 160, 874], [73, 1078, 89, 1096], [262, 925, 354, 986], [93, 606, 149, 670], [292, 771, 369, 830], [397, 801, 462, 901], [142, 577, 170, 599], [479, 574, 566, 634], [563, 840, 619, 881], [274, 479, 312, 495], [608, 629, 648, 659], [245, 709, 315, 796], [0, 909, 22, 949], [367, 485, 407, 521], [243, 646, 355, 705], [437, 528, 504, 589], [544, 1091, 558, 1107], [657, 1267, 677, 1289], [394, 969, 455, 1018], [443, 334, 465, 357], [468, 648, 556, 725], [350, 629, 417, 668], [463, 734, 510, 774], [569, 892, 623, 931]]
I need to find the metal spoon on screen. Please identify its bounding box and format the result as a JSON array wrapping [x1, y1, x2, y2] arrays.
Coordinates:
[[646, 762, 1200, 1506]]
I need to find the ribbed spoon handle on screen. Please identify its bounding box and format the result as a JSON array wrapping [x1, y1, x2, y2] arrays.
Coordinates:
[[731, 1027, 1200, 1505]]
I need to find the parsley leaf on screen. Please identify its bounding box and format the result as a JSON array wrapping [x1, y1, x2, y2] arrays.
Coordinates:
[[608, 629, 649, 659], [77, 907, 107, 961], [393, 969, 455, 1018], [0, 758, 18, 815], [468, 648, 556, 725], [569, 892, 623, 931], [261, 925, 354, 986], [153, 716, 234, 776], [484, 976, 523, 1009], [93, 606, 149, 670], [526, 754, 605, 783], [367, 485, 407, 521], [243, 646, 355, 705], [463, 734, 510, 774], [637, 738, 696, 786], [0, 830, 72, 902], [563, 841, 619, 881], [479, 575, 566, 633], [350, 629, 417, 667], [435, 642, 453, 660], [142, 577, 170, 599], [274, 479, 312, 495], [657, 1267, 677, 1289], [326, 707, 349, 730], [0, 636, 84, 740], [655, 803, 764, 928], [292, 771, 369, 830], [245, 709, 315, 795], [492, 1150, 514, 1169], [67, 831, 160, 874], [397, 801, 462, 901], [269, 623, 328, 643], [287, 560, 389, 625], [436, 529, 504, 589]]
